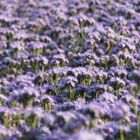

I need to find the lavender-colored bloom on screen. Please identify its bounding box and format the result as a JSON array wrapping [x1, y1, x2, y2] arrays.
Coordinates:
[[109, 77, 125, 90], [73, 129, 103, 140], [41, 95, 53, 103], [50, 54, 69, 65], [76, 13, 95, 26], [8, 41, 24, 52], [98, 92, 117, 103], [56, 102, 75, 111], [110, 67, 127, 79], [59, 76, 78, 89], [107, 101, 130, 120], [24, 107, 45, 119], [121, 94, 138, 106], [129, 69, 140, 86], [40, 85, 55, 94], [81, 101, 110, 118], [9, 86, 40, 107], [28, 41, 44, 51]]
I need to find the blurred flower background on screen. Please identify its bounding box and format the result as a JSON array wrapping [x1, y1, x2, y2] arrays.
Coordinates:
[[0, 0, 140, 140]]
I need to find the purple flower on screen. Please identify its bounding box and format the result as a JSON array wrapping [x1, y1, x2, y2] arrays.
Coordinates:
[[59, 76, 78, 89], [107, 101, 130, 120]]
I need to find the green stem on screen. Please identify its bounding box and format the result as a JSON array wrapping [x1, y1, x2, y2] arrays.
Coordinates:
[[120, 125, 125, 140], [69, 86, 74, 99]]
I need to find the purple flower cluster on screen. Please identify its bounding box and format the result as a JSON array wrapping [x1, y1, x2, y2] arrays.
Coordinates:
[[0, 0, 140, 140]]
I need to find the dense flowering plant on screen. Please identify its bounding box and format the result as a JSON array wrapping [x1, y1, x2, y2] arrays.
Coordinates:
[[0, 0, 139, 140]]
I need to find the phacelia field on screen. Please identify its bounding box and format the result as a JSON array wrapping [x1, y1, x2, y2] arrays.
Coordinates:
[[0, 0, 140, 140]]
